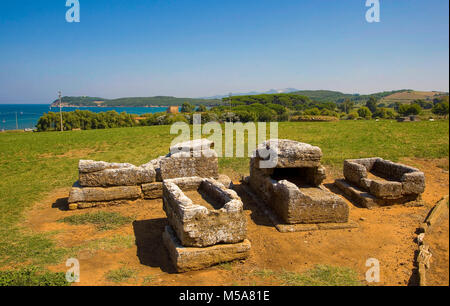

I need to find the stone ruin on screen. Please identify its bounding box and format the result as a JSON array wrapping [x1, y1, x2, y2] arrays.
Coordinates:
[[68, 139, 220, 209], [244, 139, 351, 232], [161, 177, 250, 272], [63, 137, 428, 273], [335, 157, 426, 208]]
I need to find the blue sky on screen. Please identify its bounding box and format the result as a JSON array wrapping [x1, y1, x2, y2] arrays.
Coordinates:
[[0, 0, 448, 103]]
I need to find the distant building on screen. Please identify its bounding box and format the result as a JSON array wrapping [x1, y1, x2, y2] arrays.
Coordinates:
[[167, 106, 179, 114]]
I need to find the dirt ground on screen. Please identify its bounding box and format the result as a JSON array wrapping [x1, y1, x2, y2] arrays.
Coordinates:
[[22, 158, 449, 286]]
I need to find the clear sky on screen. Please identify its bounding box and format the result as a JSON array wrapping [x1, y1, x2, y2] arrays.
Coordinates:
[[0, 0, 448, 103]]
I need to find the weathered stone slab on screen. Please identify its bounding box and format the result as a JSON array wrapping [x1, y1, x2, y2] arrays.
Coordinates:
[[170, 139, 214, 155], [241, 184, 357, 233], [78, 160, 134, 173], [159, 152, 218, 180], [253, 139, 323, 168], [369, 180, 403, 198], [78, 160, 156, 187], [163, 226, 251, 273], [163, 178, 247, 247], [141, 182, 163, 199], [335, 179, 381, 209], [217, 174, 233, 189], [68, 182, 142, 204], [69, 200, 134, 210]]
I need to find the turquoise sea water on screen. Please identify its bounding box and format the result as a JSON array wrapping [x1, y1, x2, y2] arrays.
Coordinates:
[[0, 104, 169, 130]]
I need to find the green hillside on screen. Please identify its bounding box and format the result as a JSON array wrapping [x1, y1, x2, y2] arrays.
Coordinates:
[[290, 90, 412, 103]]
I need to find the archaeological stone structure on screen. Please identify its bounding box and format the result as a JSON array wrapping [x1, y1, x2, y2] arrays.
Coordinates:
[[335, 157, 426, 208], [244, 139, 350, 231], [63, 136, 430, 273], [162, 177, 251, 272], [68, 139, 221, 209]]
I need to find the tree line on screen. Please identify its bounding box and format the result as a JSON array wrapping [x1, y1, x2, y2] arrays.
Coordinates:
[[36, 95, 449, 132]]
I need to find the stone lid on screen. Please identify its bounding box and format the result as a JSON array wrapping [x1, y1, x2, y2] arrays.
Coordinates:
[[170, 139, 214, 154], [253, 139, 322, 168], [78, 160, 134, 173]]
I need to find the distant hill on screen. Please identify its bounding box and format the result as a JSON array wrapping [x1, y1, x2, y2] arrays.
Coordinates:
[[289, 90, 417, 103], [201, 88, 300, 99], [51, 90, 449, 107], [51, 96, 221, 107], [379, 90, 448, 105]]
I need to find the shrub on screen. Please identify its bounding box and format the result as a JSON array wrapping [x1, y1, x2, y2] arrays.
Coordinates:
[[432, 102, 449, 116], [181, 102, 194, 113], [398, 104, 422, 116], [197, 105, 207, 112], [303, 108, 321, 116], [357, 107, 372, 119], [234, 110, 258, 122]]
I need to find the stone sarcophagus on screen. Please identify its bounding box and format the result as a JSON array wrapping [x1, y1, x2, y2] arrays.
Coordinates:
[[336, 157, 426, 208], [67, 139, 223, 209], [162, 177, 250, 272], [68, 160, 155, 209], [248, 139, 349, 225]]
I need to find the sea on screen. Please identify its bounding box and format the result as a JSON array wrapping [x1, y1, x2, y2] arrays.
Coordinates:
[[0, 104, 169, 131]]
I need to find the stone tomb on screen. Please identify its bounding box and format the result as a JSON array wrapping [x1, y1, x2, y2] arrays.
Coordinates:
[[245, 139, 353, 232], [162, 177, 250, 272], [141, 139, 220, 200], [68, 160, 154, 210], [67, 139, 222, 209], [335, 157, 426, 208]]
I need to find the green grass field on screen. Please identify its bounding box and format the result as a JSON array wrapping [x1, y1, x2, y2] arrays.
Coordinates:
[[0, 120, 448, 271]]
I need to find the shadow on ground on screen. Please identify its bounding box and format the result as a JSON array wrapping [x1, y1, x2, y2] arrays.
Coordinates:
[[133, 218, 177, 274], [52, 197, 69, 211], [232, 184, 274, 228]]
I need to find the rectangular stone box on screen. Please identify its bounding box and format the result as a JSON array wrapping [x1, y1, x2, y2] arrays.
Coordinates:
[[163, 226, 251, 273], [343, 157, 426, 201], [162, 177, 247, 247]]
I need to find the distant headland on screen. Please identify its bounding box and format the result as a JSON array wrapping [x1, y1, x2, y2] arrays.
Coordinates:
[[50, 96, 222, 108]]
